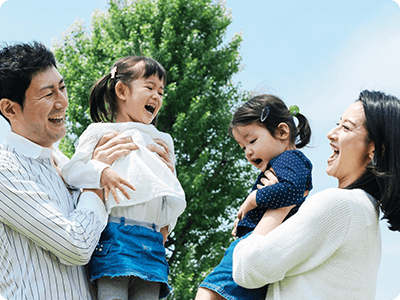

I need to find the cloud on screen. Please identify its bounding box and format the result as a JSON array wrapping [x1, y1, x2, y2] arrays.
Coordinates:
[[0, 0, 9, 9], [393, 0, 400, 8]]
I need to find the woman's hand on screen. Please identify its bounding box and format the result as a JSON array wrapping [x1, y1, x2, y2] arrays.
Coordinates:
[[92, 132, 138, 165], [257, 169, 279, 189], [147, 138, 175, 173]]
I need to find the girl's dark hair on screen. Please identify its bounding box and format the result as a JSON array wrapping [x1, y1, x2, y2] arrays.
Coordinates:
[[89, 56, 166, 123], [0, 41, 57, 124], [229, 94, 311, 149], [346, 90, 400, 232]]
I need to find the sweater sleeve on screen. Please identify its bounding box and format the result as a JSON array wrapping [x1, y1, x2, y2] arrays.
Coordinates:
[[233, 188, 352, 288], [256, 152, 311, 209]]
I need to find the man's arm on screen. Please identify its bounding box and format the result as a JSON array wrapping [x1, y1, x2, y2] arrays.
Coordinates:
[[0, 152, 108, 265]]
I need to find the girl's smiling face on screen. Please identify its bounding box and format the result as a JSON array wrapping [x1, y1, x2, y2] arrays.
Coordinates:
[[326, 101, 374, 188], [115, 74, 164, 124], [232, 122, 293, 171]]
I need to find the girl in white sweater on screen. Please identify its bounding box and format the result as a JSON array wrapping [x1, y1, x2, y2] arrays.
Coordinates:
[[233, 90, 400, 299]]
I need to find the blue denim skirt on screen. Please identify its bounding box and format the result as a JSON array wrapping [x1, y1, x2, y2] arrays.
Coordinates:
[[200, 233, 268, 300], [89, 218, 171, 299]]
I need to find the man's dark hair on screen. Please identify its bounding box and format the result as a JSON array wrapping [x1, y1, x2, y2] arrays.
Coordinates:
[[0, 41, 57, 123]]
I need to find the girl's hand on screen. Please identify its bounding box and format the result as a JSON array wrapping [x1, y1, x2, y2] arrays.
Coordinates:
[[101, 167, 136, 204], [237, 190, 257, 221], [147, 139, 175, 173], [92, 132, 138, 166]]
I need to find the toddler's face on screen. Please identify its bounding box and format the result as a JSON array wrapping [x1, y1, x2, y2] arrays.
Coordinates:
[[232, 123, 289, 171]]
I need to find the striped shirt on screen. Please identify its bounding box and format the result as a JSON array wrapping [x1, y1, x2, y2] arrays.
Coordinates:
[[0, 131, 108, 300]]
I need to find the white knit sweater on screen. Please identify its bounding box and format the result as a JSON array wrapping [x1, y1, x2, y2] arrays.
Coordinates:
[[233, 188, 381, 300]]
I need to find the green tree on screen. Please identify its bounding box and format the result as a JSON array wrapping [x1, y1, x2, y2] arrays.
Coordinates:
[[53, 0, 255, 298]]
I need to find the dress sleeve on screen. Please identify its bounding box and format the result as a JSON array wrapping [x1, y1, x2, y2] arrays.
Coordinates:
[[0, 153, 108, 266], [61, 126, 109, 188], [232, 188, 352, 288], [256, 152, 311, 209]]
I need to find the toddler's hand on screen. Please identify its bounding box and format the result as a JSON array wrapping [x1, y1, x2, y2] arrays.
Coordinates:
[[237, 190, 257, 221], [101, 167, 135, 204], [231, 217, 240, 237]]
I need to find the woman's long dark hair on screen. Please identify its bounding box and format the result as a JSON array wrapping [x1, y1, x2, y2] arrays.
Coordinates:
[[229, 94, 311, 149], [346, 90, 400, 232]]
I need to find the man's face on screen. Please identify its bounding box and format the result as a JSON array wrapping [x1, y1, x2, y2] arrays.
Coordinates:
[[12, 66, 68, 148]]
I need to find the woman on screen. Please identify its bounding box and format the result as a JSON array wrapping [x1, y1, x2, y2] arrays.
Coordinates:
[[232, 90, 400, 299]]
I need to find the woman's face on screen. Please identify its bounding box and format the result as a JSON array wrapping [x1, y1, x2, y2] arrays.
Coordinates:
[[326, 101, 374, 188]]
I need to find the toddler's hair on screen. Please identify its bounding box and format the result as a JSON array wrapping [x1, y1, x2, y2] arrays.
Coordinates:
[[90, 56, 166, 123], [229, 94, 311, 149]]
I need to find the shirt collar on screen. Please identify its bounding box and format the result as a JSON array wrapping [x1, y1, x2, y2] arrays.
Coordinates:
[[3, 131, 53, 160]]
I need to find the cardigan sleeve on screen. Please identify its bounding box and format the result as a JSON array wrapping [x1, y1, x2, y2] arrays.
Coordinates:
[[233, 188, 352, 288]]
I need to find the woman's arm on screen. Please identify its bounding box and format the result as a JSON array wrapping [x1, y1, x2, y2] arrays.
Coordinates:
[[232, 188, 352, 288]]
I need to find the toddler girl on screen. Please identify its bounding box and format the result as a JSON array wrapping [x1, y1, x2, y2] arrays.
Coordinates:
[[196, 94, 312, 300], [61, 56, 186, 300]]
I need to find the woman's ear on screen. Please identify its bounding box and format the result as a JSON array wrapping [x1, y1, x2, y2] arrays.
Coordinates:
[[115, 81, 128, 101], [368, 142, 375, 160], [276, 122, 291, 140]]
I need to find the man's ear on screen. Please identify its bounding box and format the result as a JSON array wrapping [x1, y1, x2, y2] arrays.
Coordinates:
[[0, 98, 20, 122], [115, 81, 128, 101], [275, 122, 291, 140]]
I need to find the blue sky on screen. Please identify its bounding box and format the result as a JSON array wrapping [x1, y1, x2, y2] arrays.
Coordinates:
[[1, 0, 400, 298]]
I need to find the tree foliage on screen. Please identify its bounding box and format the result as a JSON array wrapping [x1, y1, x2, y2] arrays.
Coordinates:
[[53, 0, 255, 298]]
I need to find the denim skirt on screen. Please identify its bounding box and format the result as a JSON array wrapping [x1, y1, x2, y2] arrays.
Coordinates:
[[90, 218, 171, 299], [200, 232, 268, 300]]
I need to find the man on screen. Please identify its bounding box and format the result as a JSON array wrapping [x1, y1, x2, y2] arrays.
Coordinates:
[[0, 42, 148, 299]]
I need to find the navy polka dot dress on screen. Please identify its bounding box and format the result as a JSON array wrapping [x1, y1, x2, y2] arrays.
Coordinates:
[[236, 150, 313, 237]]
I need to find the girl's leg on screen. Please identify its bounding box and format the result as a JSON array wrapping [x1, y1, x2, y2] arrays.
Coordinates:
[[97, 276, 129, 300], [195, 287, 226, 300], [128, 276, 161, 300]]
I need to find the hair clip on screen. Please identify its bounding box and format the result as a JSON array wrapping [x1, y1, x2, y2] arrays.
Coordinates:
[[110, 66, 117, 79], [289, 105, 300, 117], [260, 105, 270, 122]]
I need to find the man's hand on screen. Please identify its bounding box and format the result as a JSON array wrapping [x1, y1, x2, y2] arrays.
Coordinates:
[[147, 138, 174, 173], [92, 132, 138, 165], [101, 167, 135, 204], [160, 226, 169, 245]]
